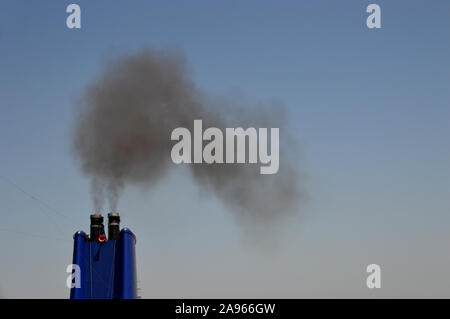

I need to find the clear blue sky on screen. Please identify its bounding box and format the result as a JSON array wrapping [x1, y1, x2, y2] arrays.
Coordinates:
[[0, 0, 449, 298]]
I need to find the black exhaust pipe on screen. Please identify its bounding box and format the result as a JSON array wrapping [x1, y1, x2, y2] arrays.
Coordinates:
[[108, 212, 121, 241], [90, 214, 105, 242]]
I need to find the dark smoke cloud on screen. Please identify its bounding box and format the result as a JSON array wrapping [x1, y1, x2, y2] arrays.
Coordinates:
[[72, 48, 302, 228]]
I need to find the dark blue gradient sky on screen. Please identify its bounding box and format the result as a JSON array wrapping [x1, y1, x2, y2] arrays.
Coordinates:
[[0, 1, 449, 297]]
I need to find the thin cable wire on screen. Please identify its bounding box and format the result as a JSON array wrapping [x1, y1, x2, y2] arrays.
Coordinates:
[[0, 175, 77, 222]]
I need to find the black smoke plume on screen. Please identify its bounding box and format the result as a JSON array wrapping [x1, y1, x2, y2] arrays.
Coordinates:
[[72, 48, 302, 228]]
